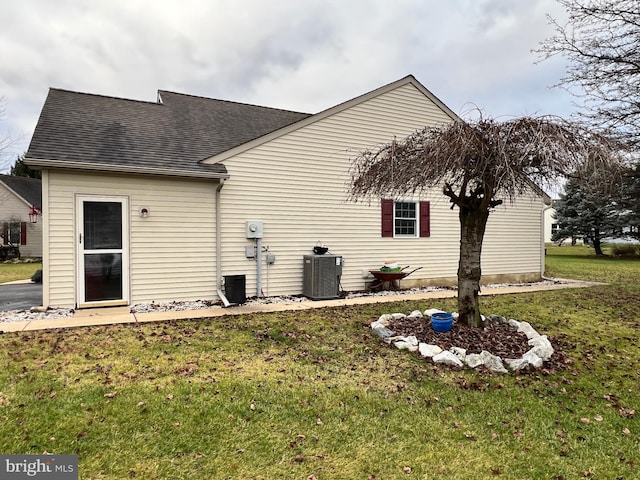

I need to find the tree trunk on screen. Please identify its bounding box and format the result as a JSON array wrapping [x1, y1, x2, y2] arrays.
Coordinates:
[[457, 208, 490, 327], [592, 228, 604, 255]]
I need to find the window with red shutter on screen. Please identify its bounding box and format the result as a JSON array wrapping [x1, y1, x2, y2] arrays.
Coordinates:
[[381, 200, 431, 238]]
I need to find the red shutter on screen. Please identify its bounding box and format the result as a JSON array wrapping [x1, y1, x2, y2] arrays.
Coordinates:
[[381, 199, 394, 237], [20, 222, 27, 245], [2, 223, 7, 245], [419, 201, 430, 237]]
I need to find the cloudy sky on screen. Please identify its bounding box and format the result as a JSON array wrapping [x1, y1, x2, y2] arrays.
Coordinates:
[[0, 0, 574, 173]]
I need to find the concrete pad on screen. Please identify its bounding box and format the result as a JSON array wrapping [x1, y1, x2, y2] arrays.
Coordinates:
[[73, 306, 132, 317], [22, 314, 136, 331], [0, 321, 31, 333], [480, 280, 604, 296]]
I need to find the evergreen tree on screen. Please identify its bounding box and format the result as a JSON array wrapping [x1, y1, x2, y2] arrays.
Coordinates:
[[552, 178, 625, 255], [9, 154, 41, 179]]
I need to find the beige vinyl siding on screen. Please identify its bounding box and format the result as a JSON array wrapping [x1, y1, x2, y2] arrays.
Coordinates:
[[483, 192, 545, 275], [45, 171, 217, 308], [0, 184, 43, 258], [216, 83, 545, 297]]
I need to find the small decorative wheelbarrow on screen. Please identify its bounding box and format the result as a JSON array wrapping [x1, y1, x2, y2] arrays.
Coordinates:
[[368, 266, 423, 291]]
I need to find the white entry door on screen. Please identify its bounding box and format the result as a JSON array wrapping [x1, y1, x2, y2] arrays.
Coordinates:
[[77, 196, 129, 308]]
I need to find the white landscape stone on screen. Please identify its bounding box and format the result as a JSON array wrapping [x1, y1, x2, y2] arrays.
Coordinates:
[[450, 347, 467, 362], [479, 351, 508, 373], [424, 308, 447, 317], [418, 343, 443, 357], [517, 321, 541, 340], [465, 353, 484, 368], [377, 314, 394, 325], [487, 314, 507, 324], [505, 351, 544, 370], [504, 357, 526, 370], [394, 335, 419, 351], [371, 323, 394, 340], [408, 310, 424, 318], [391, 313, 407, 320], [522, 350, 544, 368], [432, 350, 464, 367], [527, 335, 554, 360]]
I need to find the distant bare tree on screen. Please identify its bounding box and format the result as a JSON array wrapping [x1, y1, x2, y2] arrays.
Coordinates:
[[536, 0, 640, 146], [0, 97, 19, 172], [348, 115, 626, 327]]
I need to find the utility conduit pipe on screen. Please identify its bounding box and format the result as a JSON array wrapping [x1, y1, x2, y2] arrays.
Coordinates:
[[215, 179, 230, 307]]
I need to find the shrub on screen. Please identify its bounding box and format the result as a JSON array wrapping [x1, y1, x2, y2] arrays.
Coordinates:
[[610, 243, 640, 257]]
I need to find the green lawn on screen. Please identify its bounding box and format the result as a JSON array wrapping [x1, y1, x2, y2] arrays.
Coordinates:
[[545, 243, 640, 284], [0, 248, 638, 479], [0, 261, 42, 283]]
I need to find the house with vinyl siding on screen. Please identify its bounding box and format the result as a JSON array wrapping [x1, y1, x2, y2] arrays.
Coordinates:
[[0, 174, 42, 258], [24, 75, 548, 309]]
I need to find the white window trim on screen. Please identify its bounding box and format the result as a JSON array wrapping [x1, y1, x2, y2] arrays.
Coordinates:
[[394, 200, 419, 238]]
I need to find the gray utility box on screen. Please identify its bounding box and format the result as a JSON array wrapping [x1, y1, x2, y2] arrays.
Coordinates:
[[303, 254, 343, 300]]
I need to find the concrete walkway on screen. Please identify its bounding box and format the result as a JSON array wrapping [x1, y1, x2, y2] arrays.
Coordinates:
[[0, 279, 603, 333]]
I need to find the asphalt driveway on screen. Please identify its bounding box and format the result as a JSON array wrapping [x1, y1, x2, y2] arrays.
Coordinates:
[[0, 282, 43, 311]]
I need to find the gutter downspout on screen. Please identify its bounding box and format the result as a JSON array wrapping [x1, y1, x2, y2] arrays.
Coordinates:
[[215, 179, 231, 307]]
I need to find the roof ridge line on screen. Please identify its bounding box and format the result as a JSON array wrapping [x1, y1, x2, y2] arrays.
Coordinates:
[[157, 90, 311, 115], [49, 88, 161, 106]]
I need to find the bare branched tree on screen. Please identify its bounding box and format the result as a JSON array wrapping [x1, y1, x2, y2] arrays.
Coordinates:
[[535, 0, 640, 146], [0, 97, 19, 172], [348, 116, 626, 327]]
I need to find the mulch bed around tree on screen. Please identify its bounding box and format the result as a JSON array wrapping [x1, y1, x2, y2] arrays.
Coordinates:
[[387, 315, 570, 373]]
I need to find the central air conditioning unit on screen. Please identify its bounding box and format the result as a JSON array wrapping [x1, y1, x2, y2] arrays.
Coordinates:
[[303, 254, 343, 300]]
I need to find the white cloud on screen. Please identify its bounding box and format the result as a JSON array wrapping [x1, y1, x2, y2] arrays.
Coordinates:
[[0, 0, 573, 171]]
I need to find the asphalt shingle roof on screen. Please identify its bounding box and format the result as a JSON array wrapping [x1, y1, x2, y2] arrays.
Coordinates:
[[26, 89, 311, 178], [0, 174, 41, 208]]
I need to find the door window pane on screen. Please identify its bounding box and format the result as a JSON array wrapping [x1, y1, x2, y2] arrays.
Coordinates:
[[84, 202, 122, 250], [84, 253, 122, 302]]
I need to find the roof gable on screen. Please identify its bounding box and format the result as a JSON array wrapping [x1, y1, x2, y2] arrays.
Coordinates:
[[201, 75, 460, 163], [0, 174, 42, 208]]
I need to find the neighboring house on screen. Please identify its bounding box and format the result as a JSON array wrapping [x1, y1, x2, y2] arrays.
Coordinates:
[[0, 174, 42, 258], [544, 202, 589, 246], [544, 204, 560, 244], [25, 75, 549, 309]]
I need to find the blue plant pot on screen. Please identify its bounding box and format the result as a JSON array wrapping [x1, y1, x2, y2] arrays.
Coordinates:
[[431, 312, 453, 332]]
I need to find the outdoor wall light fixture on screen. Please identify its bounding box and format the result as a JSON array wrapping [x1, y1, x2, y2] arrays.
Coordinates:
[[28, 206, 41, 223], [139, 207, 150, 218]]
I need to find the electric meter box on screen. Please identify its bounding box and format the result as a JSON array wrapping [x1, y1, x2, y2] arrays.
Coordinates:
[[246, 220, 264, 239]]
